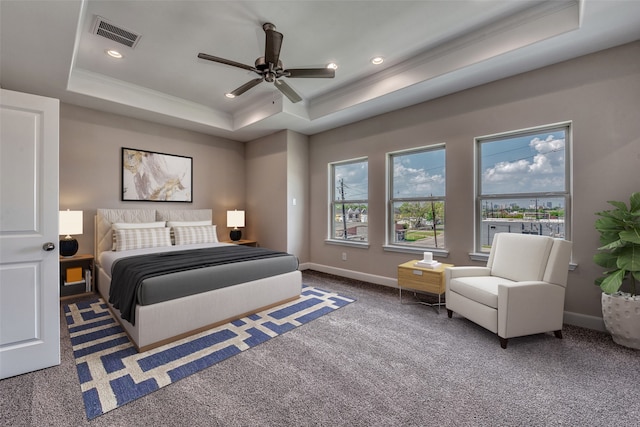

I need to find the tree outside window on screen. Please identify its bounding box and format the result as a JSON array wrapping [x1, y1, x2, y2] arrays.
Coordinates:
[[330, 159, 368, 242], [389, 145, 445, 249]]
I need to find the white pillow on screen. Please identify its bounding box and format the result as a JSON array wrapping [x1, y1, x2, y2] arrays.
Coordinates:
[[167, 220, 213, 244], [114, 227, 172, 252], [112, 221, 166, 250], [166, 220, 212, 227], [173, 225, 218, 245]]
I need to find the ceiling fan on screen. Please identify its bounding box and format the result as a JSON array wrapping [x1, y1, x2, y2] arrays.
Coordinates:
[[198, 23, 335, 103]]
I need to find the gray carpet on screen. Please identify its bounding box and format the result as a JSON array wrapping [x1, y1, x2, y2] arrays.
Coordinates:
[[1, 270, 638, 426]]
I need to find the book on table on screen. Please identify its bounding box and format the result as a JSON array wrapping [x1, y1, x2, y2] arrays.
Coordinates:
[[414, 260, 441, 269]]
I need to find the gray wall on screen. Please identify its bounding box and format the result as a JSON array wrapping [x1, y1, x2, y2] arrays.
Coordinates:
[[245, 129, 310, 259], [245, 130, 288, 251], [59, 103, 245, 255], [286, 130, 310, 263], [308, 41, 640, 320]]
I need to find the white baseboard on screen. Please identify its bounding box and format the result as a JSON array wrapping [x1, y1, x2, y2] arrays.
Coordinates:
[[563, 311, 606, 332], [299, 263, 608, 332], [299, 263, 398, 288]]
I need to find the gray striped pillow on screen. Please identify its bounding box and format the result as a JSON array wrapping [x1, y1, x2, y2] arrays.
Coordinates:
[[111, 221, 166, 250], [173, 225, 218, 245], [114, 227, 172, 251]]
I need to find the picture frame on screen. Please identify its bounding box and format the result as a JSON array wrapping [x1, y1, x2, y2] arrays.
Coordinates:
[[121, 147, 193, 202]]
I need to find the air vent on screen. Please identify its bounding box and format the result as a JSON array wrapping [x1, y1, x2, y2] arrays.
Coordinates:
[[92, 16, 141, 49]]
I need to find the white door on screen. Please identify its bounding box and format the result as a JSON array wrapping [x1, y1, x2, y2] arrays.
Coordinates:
[[0, 89, 60, 379]]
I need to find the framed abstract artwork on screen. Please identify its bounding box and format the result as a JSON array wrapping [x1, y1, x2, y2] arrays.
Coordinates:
[[121, 147, 193, 202]]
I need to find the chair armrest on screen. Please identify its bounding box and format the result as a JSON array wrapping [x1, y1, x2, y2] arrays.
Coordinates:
[[445, 266, 491, 279], [497, 281, 566, 338]]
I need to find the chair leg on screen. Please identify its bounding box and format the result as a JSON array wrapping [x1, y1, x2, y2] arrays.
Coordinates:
[[499, 337, 508, 349], [447, 309, 453, 318], [554, 330, 563, 339]]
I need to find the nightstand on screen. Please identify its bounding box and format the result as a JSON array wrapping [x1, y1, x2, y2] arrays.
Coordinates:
[[397, 260, 453, 313], [222, 239, 258, 247], [60, 254, 94, 300]]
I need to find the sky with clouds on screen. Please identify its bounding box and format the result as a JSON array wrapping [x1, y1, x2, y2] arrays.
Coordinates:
[[392, 148, 445, 198], [480, 130, 566, 196], [334, 129, 566, 206], [334, 160, 368, 201]]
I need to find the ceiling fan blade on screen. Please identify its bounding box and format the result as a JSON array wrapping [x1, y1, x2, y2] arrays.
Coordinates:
[[230, 78, 264, 97], [286, 68, 335, 78], [197, 53, 256, 72], [274, 79, 302, 103], [264, 26, 283, 66]]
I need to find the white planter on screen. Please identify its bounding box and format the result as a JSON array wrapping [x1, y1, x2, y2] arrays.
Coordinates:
[[601, 292, 640, 350]]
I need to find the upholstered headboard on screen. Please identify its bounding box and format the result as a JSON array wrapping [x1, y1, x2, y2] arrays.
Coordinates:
[[95, 208, 213, 257], [156, 209, 212, 223]]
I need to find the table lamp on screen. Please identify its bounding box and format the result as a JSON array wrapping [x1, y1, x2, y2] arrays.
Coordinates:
[[59, 209, 83, 257], [227, 210, 245, 241]]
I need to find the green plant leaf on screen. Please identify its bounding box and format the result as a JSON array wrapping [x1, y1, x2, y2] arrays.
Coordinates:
[[629, 192, 640, 212], [620, 229, 640, 245], [595, 216, 623, 232], [616, 245, 640, 272], [600, 269, 625, 294], [608, 200, 629, 211], [598, 239, 625, 251], [593, 252, 617, 268], [597, 232, 620, 247]]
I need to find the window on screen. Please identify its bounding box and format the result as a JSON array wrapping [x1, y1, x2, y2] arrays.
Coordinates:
[[389, 145, 446, 249], [330, 158, 368, 242], [476, 123, 571, 252]]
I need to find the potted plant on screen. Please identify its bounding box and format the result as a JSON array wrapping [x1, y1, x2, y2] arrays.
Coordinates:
[[593, 191, 640, 349]]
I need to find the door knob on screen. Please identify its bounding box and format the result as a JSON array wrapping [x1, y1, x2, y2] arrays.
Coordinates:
[[42, 242, 56, 251]]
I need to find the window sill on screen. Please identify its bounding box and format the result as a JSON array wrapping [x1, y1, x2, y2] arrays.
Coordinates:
[[383, 245, 449, 259], [325, 239, 370, 249]]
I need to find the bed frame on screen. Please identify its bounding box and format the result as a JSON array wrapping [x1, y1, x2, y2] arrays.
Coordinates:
[[95, 208, 301, 352]]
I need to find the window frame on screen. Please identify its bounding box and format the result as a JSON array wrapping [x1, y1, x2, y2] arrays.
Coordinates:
[[327, 157, 369, 246], [386, 144, 447, 252], [474, 122, 572, 254]]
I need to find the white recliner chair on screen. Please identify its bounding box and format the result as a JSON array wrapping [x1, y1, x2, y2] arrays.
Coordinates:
[[445, 233, 572, 349]]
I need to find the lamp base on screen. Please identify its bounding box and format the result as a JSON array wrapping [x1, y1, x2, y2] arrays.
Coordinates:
[[229, 229, 242, 241], [60, 237, 79, 257]]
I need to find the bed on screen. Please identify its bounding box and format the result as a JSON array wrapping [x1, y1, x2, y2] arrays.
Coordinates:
[[94, 208, 301, 352]]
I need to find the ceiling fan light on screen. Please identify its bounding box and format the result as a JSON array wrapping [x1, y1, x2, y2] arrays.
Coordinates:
[[225, 93, 236, 99], [371, 56, 384, 65], [106, 49, 123, 59], [327, 63, 338, 70]]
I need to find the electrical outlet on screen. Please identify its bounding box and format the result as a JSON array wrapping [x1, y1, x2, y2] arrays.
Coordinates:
[[342, 252, 347, 261]]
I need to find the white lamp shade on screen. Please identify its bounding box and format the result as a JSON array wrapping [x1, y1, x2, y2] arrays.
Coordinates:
[[59, 210, 83, 236], [226, 210, 245, 228]]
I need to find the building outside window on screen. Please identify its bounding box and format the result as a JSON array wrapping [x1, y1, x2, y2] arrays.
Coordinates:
[[476, 123, 571, 252], [389, 145, 446, 249], [330, 158, 368, 242]]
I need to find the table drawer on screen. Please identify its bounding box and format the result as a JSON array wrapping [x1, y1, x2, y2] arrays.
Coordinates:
[[397, 267, 445, 294]]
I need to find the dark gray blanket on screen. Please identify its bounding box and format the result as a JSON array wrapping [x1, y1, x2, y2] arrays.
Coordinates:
[[109, 246, 293, 325]]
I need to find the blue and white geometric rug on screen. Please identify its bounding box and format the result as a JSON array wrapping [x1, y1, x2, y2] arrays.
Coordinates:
[[64, 286, 355, 419]]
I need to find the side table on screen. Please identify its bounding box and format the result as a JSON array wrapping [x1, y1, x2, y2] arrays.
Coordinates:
[[60, 254, 95, 300], [397, 260, 453, 313], [222, 239, 258, 247]]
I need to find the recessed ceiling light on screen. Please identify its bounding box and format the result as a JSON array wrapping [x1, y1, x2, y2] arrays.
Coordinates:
[[106, 49, 123, 59], [327, 63, 338, 70], [225, 93, 236, 99], [371, 56, 384, 65]]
